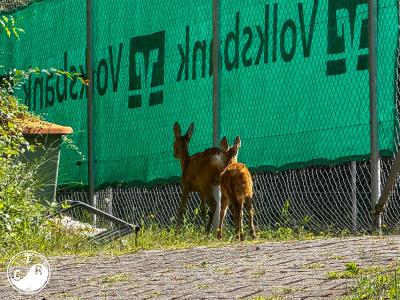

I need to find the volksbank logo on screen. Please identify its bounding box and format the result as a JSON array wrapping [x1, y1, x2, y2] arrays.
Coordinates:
[[327, 0, 368, 75], [22, 0, 370, 111], [128, 31, 165, 109]]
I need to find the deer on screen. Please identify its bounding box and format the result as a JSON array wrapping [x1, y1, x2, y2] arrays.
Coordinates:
[[173, 122, 225, 234], [218, 136, 256, 241]]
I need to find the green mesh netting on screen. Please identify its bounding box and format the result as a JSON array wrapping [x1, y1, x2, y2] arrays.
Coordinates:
[[1, 0, 398, 188]]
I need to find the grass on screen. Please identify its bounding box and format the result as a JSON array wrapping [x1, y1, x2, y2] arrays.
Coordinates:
[[0, 214, 342, 272], [327, 263, 362, 280], [100, 273, 128, 284], [326, 262, 400, 299], [251, 270, 267, 278], [330, 254, 345, 260], [304, 262, 325, 270], [249, 287, 297, 300], [214, 267, 233, 275], [250, 296, 283, 300], [4, 210, 399, 299], [327, 262, 385, 280], [345, 267, 400, 299], [197, 283, 211, 289]]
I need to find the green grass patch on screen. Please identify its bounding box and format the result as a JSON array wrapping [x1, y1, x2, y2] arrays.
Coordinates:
[[249, 287, 297, 300], [327, 262, 385, 280], [0, 219, 335, 271], [251, 269, 267, 278], [326, 262, 400, 299], [100, 273, 128, 284], [304, 262, 325, 270], [343, 267, 400, 299], [250, 296, 283, 300]]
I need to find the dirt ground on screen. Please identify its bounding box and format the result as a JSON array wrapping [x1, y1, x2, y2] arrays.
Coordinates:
[[1, 235, 399, 299]]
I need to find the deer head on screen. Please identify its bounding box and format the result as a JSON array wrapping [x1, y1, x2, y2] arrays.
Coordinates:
[[220, 136, 241, 166], [173, 122, 194, 162]]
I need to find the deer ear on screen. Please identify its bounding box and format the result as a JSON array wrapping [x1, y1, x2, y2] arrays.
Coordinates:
[[220, 136, 228, 151], [173, 122, 181, 139], [186, 122, 195, 140], [234, 136, 241, 149]]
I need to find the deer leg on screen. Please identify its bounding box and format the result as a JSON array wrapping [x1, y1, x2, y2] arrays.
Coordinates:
[[210, 185, 221, 232], [206, 197, 215, 235], [238, 202, 244, 241], [199, 194, 207, 229], [176, 188, 189, 230], [231, 202, 239, 239], [245, 197, 257, 239], [232, 201, 244, 241], [217, 194, 229, 239]]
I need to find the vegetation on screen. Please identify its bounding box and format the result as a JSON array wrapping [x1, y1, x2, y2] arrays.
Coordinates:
[[0, 16, 86, 266], [0, 214, 337, 271], [346, 269, 400, 299], [324, 262, 400, 299]]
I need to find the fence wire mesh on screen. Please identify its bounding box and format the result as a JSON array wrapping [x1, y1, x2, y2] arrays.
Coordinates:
[[2, 0, 400, 234], [0, 0, 29, 11], [56, 157, 400, 233]]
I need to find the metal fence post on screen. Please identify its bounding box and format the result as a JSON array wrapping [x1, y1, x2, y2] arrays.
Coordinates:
[[211, 0, 222, 232], [368, 0, 381, 232], [351, 161, 358, 232], [86, 0, 95, 210], [212, 0, 221, 147]]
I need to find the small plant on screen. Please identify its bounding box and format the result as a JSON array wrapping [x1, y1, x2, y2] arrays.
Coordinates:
[[304, 262, 325, 270], [0, 15, 24, 38], [327, 263, 360, 279], [250, 295, 283, 300], [327, 271, 339, 279], [214, 267, 233, 275], [100, 273, 128, 284], [346, 262, 360, 276], [331, 254, 345, 260], [344, 267, 400, 299], [197, 283, 210, 289], [251, 270, 266, 278], [279, 199, 291, 228], [0, 15, 88, 266]]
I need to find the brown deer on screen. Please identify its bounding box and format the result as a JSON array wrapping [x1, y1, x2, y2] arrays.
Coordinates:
[[173, 122, 224, 233], [218, 136, 256, 241]]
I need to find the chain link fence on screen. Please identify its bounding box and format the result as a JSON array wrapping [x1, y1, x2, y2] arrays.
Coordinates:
[[0, 0, 29, 11], [2, 0, 400, 233], [56, 158, 400, 233]]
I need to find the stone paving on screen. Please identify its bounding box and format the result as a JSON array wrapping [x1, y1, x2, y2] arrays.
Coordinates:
[[1, 236, 400, 299]]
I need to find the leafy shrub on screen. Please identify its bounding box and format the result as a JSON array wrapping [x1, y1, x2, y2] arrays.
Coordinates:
[[0, 157, 48, 249]]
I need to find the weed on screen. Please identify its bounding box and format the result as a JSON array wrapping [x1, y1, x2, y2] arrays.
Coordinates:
[[251, 270, 267, 278], [328, 263, 385, 280], [100, 273, 128, 284], [304, 262, 325, 270], [343, 267, 400, 299], [197, 283, 210, 289], [214, 267, 233, 275]]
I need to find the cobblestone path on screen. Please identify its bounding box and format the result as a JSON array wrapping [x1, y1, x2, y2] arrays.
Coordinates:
[[1, 236, 399, 299]]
